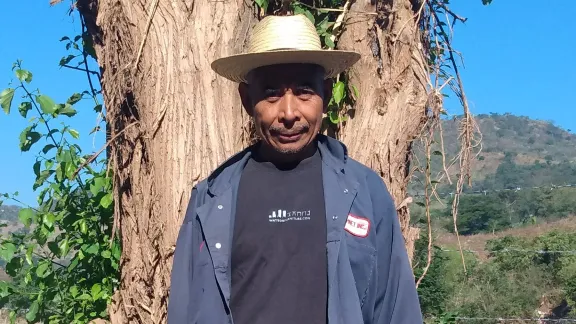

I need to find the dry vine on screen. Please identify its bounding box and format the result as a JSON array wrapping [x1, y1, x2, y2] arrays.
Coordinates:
[[413, 0, 483, 284]]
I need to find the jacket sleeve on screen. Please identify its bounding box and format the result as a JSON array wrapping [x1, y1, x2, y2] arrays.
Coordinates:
[[370, 175, 423, 324], [167, 187, 200, 324]]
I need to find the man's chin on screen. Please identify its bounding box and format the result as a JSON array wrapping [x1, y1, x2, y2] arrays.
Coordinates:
[[274, 144, 305, 155]]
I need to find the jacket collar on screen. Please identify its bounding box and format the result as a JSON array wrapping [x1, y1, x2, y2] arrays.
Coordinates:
[[205, 134, 349, 197]]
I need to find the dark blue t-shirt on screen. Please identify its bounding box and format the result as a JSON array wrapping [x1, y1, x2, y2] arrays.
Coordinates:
[[230, 149, 327, 324]]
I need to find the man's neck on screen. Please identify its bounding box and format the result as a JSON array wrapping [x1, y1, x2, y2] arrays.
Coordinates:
[[255, 141, 318, 166]]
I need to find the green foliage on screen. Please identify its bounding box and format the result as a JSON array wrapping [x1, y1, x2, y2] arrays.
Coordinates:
[[416, 231, 576, 322], [0, 55, 114, 323], [442, 187, 576, 235], [414, 235, 450, 316], [487, 231, 576, 315]]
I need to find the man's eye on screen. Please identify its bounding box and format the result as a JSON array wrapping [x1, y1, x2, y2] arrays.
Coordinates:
[[294, 87, 315, 97], [264, 88, 282, 98]]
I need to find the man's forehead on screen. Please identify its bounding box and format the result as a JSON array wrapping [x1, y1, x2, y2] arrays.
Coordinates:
[[247, 64, 325, 85]]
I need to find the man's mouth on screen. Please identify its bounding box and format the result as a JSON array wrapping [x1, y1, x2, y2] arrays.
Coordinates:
[[276, 132, 302, 143]]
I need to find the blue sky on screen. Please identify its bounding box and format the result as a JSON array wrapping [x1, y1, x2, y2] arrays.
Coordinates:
[[0, 1, 574, 206]]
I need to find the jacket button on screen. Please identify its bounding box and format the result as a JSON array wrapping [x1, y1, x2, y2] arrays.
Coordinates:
[[215, 243, 222, 249], [332, 215, 338, 220], [343, 189, 348, 194], [217, 205, 223, 210]]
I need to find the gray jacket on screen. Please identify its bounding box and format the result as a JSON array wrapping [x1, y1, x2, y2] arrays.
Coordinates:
[[167, 135, 423, 324]]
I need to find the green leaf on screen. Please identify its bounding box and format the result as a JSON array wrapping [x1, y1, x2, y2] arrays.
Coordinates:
[[68, 128, 80, 139], [26, 300, 39, 322], [85, 244, 99, 255], [415, 201, 426, 207], [19, 126, 42, 152], [33, 160, 41, 177], [112, 241, 121, 260], [69, 285, 79, 298], [18, 208, 34, 227], [328, 110, 339, 124], [48, 241, 59, 257], [43, 213, 56, 228], [18, 102, 32, 118], [15, 69, 33, 83], [58, 238, 70, 257], [56, 163, 65, 183], [36, 262, 50, 278], [68, 257, 79, 272], [324, 34, 335, 49], [94, 104, 102, 113], [332, 81, 345, 105], [67, 92, 83, 105], [5, 257, 22, 276], [79, 219, 88, 234], [65, 162, 76, 179], [254, 0, 268, 11], [59, 103, 77, 117], [432, 150, 443, 156], [0, 88, 15, 114], [293, 6, 314, 24], [34, 170, 53, 190], [36, 94, 57, 114], [91, 283, 102, 300], [101, 250, 111, 258], [42, 144, 56, 154], [0, 242, 17, 261], [100, 193, 113, 208], [91, 177, 106, 195], [59, 54, 76, 66], [60, 36, 70, 41]]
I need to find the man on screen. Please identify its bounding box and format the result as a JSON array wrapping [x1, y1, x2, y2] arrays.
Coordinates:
[[167, 14, 422, 324]]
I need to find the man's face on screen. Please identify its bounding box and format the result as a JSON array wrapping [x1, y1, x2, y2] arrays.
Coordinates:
[[239, 64, 330, 156]]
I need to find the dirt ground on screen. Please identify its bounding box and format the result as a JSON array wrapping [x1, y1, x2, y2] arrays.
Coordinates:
[[0, 309, 25, 324], [435, 215, 576, 259]]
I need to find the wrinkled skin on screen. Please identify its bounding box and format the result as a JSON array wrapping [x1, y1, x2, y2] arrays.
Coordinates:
[[239, 64, 332, 164]]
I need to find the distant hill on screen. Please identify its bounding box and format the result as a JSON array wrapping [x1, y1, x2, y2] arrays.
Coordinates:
[[0, 205, 20, 223], [411, 113, 576, 193]]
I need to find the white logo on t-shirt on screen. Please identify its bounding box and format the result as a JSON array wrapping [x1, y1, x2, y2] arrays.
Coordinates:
[[268, 209, 311, 223]]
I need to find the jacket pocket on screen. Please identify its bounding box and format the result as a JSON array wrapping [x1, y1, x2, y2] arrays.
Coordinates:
[[346, 238, 377, 307]]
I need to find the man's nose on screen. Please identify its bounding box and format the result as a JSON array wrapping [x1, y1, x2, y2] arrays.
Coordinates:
[[278, 92, 299, 123]]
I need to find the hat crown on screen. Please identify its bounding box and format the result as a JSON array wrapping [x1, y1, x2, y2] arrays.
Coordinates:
[[247, 15, 322, 53]]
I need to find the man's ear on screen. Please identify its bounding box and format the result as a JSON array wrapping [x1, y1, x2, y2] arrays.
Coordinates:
[[323, 79, 333, 113], [238, 83, 253, 116]]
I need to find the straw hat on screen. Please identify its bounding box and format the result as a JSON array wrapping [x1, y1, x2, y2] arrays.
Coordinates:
[[211, 14, 361, 83]]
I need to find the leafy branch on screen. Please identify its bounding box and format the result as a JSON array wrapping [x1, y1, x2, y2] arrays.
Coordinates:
[[0, 30, 116, 323]]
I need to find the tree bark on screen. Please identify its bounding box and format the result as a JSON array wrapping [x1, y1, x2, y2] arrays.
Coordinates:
[[337, 0, 427, 260], [78, 0, 254, 322], [78, 0, 428, 322]]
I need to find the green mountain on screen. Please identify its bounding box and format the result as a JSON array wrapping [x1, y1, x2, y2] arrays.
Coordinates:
[[413, 113, 576, 193]]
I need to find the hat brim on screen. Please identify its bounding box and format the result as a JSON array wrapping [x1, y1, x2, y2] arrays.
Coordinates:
[[211, 49, 361, 83]]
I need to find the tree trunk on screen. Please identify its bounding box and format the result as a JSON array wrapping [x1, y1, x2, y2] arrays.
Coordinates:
[[78, 0, 427, 322], [78, 0, 254, 322], [337, 0, 427, 260]]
